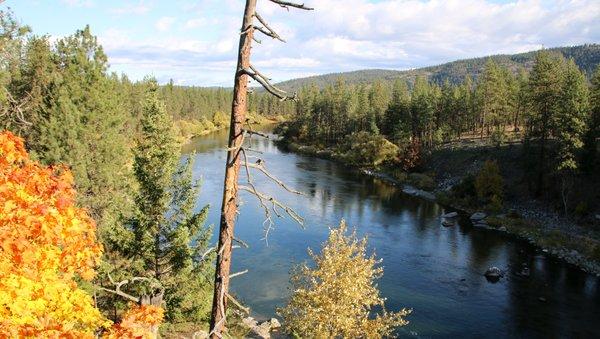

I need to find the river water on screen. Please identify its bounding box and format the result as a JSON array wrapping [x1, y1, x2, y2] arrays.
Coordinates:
[[182, 127, 600, 338]]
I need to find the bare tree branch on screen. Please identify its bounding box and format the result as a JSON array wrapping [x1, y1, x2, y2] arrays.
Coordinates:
[[242, 160, 303, 195], [240, 66, 298, 102], [239, 185, 305, 227], [242, 128, 270, 139], [253, 12, 286, 42], [229, 269, 249, 279], [227, 293, 250, 314], [268, 0, 314, 10]]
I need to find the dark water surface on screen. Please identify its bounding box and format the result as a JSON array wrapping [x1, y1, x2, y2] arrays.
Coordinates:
[[182, 127, 600, 338]]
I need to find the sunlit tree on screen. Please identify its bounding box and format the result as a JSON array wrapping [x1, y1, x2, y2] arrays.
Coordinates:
[[279, 220, 410, 338]]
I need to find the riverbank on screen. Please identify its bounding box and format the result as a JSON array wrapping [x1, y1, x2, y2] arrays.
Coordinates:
[[276, 137, 600, 276], [174, 115, 286, 144]]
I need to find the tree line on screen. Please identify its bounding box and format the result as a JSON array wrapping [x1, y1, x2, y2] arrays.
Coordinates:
[[283, 51, 599, 207]]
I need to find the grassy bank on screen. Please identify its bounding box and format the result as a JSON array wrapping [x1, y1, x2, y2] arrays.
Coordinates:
[[174, 114, 286, 143]]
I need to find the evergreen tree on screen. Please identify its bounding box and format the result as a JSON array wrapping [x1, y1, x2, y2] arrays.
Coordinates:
[[130, 81, 213, 323], [582, 65, 600, 172], [383, 79, 410, 139], [410, 76, 434, 146], [368, 80, 389, 134], [554, 59, 589, 214], [31, 26, 134, 238], [479, 59, 509, 142], [526, 51, 564, 196]]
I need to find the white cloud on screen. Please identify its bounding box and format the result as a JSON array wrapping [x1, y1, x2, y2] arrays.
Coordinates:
[[184, 18, 207, 29], [61, 0, 94, 7], [95, 0, 600, 85], [110, 1, 152, 15], [155, 16, 176, 32]]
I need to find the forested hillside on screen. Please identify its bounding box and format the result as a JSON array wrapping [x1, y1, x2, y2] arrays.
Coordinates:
[[277, 44, 600, 91]]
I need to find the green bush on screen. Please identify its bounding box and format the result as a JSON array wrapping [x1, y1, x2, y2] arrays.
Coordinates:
[[212, 111, 229, 128], [452, 175, 476, 199], [340, 132, 399, 168], [475, 160, 504, 208], [407, 173, 435, 191]]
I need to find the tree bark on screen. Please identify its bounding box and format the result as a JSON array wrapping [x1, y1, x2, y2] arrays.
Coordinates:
[[209, 0, 256, 337]]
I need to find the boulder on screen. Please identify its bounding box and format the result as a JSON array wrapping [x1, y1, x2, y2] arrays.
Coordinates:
[[484, 266, 503, 282], [473, 221, 489, 228], [470, 212, 487, 221], [269, 318, 281, 329], [442, 219, 455, 227], [442, 211, 458, 218]]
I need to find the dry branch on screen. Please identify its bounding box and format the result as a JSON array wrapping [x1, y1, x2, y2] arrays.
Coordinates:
[[227, 293, 250, 314], [229, 269, 249, 279], [240, 66, 297, 101], [268, 0, 314, 10], [254, 12, 286, 42], [242, 160, 303, 195]]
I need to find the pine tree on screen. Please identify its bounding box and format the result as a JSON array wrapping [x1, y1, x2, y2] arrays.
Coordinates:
[[383, 79, 410, 140], [526, 51, 564, 196], [410, 76, 434, 145], [31, 26, 134, 238], [582, 65, 600, 172], [554, 59, 589, 214], [479, 59, 509, 142], [130, 81, 213, 323]]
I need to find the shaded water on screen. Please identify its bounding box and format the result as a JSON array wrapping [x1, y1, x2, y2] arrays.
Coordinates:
[[182, 127, 600, 338]]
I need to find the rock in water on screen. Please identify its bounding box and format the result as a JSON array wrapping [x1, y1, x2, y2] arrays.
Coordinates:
[[470, 212, 487, 221], [484, 266, 503, 282], [442, 219, 455, 227], [442, 211, 458, 218]]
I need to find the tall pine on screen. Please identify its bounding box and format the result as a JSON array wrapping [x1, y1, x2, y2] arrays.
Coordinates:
[[31, 26, 134, 238], [131, 80, 213, 323]]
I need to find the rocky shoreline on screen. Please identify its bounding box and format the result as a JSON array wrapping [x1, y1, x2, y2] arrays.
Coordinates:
[[280, 140, 600, 277]]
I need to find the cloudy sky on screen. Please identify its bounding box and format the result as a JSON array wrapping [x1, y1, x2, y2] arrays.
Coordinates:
[[6, 0, 600, 86]]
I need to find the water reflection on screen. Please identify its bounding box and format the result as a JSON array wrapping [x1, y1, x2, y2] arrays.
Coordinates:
[[183, 126, 600, 338]]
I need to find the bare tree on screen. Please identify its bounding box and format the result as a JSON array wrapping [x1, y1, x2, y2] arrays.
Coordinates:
[[209, 0, 312, 337]]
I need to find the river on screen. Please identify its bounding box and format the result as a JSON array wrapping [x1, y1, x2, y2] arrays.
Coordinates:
[[181, 126, 600, 338]]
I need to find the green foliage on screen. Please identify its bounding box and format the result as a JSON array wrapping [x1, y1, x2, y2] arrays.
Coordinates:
[[555, 59, 589, 172], [27, 26, 134, 239], [126, 82, 214, 324], [278, 221, 410, 338], [407, 173, 436, 191], [276, 44, 600, 92], [339, 132, 399, 168], [475, 160, 504, 210]]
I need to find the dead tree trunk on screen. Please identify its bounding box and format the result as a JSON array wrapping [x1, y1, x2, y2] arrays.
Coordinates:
[[209, 0, 256, 336], [209, 1, 312, 337]]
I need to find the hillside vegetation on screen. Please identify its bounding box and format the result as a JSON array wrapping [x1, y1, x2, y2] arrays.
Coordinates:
[[276, 44, 600, 91]]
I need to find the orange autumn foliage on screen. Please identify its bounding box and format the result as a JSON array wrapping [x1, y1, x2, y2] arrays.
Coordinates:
[[0, 131, 108, 337], [103, 305, 164, 339], [0, 131, 166, 337]]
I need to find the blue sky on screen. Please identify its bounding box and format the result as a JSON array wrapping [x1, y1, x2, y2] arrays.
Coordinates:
[[5, 0, 599, 86]]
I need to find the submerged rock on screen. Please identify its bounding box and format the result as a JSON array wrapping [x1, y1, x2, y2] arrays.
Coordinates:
[[470, 212, 487, 221], [484, 266, 503, 282], [442, 219, 456, 227], [442, 211, 459, 218]]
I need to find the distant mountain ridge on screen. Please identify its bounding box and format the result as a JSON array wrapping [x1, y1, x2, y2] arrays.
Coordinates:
[[275, 44, 600, 91]]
